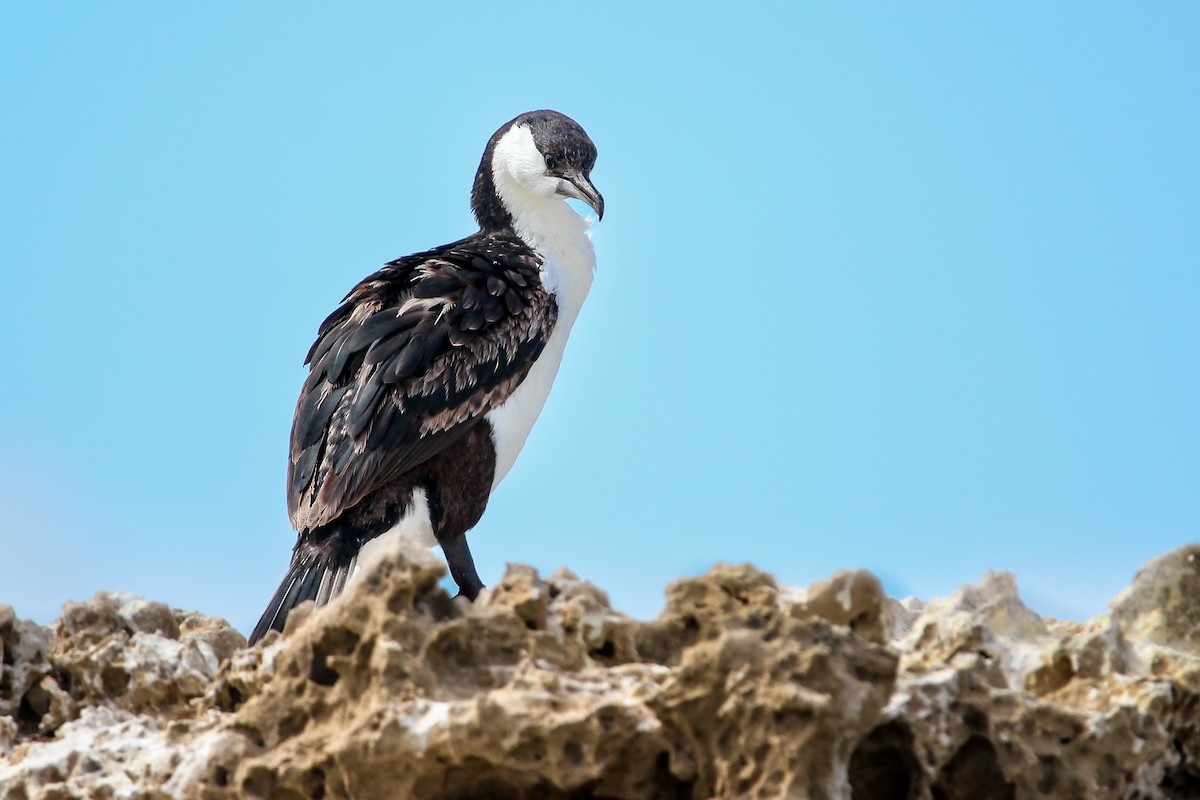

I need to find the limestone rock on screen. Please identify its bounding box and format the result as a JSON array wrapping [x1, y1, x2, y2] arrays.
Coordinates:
[[1, 543, 1198, 799], [0, 593, 244, 799], [880, 555, 1200, 799], [1110, 544, 1200, 657]]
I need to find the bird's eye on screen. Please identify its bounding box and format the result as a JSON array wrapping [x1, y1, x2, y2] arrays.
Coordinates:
[[544, 155, 557, 170]]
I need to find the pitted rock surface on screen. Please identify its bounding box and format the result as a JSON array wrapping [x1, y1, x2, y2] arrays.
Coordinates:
[[1, 542, 1198, 799]]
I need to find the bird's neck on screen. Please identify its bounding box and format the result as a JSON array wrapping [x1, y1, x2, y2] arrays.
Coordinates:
[[491, 169, 596, 315], [494, 169, 595, 259]]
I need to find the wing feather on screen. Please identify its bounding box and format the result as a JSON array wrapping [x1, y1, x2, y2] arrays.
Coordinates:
[[286, 234, 555, 532]]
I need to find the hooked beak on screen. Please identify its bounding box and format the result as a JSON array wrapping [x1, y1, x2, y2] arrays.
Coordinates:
[[556, 172, 604, 220]]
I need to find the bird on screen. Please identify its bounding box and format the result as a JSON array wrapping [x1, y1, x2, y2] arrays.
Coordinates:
[[248, 110, 603, 645]]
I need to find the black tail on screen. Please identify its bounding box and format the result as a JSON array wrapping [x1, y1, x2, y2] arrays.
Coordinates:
[[248, 541, 358, 645]]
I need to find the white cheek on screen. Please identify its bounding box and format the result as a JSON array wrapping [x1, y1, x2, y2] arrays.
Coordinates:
[[494, 125, 558, 197], [510, 160, 557, 198], [527, 172, 560, 197]]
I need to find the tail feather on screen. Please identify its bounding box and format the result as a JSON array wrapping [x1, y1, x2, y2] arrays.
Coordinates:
[[315, 551, 358, 607], [248, 544, 357, 645]]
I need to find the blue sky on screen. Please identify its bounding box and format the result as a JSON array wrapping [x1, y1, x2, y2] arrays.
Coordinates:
[[2, 5, 1197, 635]]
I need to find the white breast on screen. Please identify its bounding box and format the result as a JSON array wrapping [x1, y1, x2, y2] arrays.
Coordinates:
[[486, 224, 595, 490]]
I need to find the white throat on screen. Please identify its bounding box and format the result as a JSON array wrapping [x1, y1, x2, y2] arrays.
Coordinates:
[[490, 124, 597, 299]]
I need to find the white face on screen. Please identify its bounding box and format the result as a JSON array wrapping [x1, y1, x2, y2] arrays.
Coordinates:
[[491, 123, 560, 199]]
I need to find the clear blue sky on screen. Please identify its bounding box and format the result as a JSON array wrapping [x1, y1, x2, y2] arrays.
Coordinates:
[[2, 5, 1197, 635]]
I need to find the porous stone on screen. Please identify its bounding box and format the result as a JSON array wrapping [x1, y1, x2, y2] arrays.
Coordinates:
[[1110, 544, 1200, 657], [0, 604, 52, 748], [1, 543, 1197, 799], [0, 593, 244, 799]]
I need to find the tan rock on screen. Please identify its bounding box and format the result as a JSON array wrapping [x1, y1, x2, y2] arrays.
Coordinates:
[[1110, 544, 1200, 657], [1, 543, 1198, 800]]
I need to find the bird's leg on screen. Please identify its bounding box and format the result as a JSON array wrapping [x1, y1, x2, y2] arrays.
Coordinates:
[[440, 534, 485, 601]]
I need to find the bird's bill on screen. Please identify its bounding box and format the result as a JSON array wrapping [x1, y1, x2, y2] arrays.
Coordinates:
[[557, 173, 604, 220]]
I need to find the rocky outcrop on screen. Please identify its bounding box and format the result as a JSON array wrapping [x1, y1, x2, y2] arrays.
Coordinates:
[[2, 542, 1198, 799]]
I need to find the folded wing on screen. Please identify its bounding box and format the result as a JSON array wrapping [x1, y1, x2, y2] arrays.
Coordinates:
[[287, 236, 556, 532]]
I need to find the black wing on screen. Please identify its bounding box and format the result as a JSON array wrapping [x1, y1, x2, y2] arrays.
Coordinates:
[[287, 233, 556, 532]]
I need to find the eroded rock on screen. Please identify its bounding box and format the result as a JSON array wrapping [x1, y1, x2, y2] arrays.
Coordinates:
[[1, 543, 1197, 799]]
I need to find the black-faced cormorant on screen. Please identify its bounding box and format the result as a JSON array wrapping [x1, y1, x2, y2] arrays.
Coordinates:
[[249, 110, 603, 644]]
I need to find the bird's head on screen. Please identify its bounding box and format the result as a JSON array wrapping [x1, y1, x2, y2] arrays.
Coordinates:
[[472, 110, 603, 234]]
